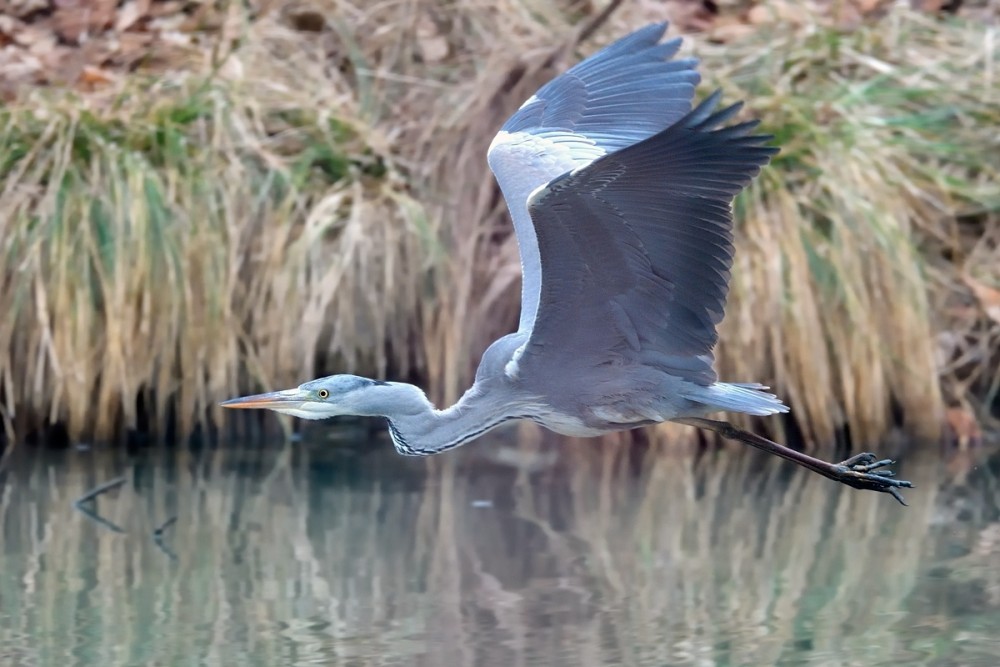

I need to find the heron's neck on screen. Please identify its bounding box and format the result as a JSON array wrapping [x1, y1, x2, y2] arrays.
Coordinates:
[[369, 382, 527, 456]]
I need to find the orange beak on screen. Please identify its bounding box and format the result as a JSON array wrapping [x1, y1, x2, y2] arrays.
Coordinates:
[[219, 389, 305, 410]]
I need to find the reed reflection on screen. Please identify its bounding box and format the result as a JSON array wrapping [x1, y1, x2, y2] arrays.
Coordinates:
[[0, 434, 997, 666]]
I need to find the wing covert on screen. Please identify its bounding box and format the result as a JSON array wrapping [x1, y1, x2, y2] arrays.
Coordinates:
[[516, 92, 778, 386], [487, 23, 701, 334]]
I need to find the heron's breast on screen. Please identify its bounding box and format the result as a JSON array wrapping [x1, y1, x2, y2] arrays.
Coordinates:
[[534, 409, 610, 437]]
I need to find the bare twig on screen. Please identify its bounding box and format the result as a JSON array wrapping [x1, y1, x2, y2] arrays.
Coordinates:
[[73, 476, 127, 507], [153, 515, 178, 560], [73, 503, 126, 533], [153, 515, 177, 537], [72, 476, 128, 532]]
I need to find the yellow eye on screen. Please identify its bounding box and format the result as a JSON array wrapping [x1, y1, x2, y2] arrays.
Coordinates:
[[317, 389, 329, 399]]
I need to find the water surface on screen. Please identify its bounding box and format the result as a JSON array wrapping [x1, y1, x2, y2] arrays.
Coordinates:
[[1, 429, 998, 666]]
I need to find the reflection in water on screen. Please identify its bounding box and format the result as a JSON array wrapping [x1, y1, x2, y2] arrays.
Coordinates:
[[0, 431, 998, 666]]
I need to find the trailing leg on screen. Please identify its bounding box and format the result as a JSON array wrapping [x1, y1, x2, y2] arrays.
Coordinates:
[[675, 417, 913, 505]]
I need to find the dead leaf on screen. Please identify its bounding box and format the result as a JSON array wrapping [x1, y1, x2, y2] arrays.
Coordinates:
[[416, 15, 448, 64], [962, 273, 1000, 324], [0, 44, 43, 84], [147, 0, 185, 18], [854, 0, 887, 15], [80, 64, 115, 86], [112, 30, 154, 68], [149, 14, 187, 33], [41, 43, 84, 85], [116, 0, 152, 32], [831, 2, 863, 30], [0, 16, 26, 41], [748, 0, 812, 26], [52, 0, 119, 44], [11, 24, 54, 50], [709, 16, 756, 43], [8, 0, 49, 19], [748, 4, 779, 24]]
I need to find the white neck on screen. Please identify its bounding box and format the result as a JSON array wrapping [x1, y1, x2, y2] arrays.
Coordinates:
[[362, 382, 530, 455]]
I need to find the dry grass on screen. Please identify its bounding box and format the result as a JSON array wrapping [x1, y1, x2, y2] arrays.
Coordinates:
[[0, 2, 996, 444], [0, 54, 433, 441], [704, 11, 999, 443]]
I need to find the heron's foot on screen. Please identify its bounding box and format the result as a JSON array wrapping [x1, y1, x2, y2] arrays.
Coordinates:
[[831, 453, 913, 506]]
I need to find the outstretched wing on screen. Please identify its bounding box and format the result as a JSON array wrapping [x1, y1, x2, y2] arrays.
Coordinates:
[[513, 93, 778, 387], [487, 23, 700, 333]]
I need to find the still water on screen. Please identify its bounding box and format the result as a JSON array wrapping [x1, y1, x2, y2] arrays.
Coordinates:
[[0, 427, 998, 666]]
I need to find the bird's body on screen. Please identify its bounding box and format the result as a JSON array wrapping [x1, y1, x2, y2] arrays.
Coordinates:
[[223, 23, 913, 502]]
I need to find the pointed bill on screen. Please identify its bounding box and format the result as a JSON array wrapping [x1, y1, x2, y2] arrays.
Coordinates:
[[218, 389, 305, 410]]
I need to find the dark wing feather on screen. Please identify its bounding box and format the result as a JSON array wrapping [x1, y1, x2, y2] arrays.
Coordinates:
[[516, 92, 778, 387], [500, 22, 700, 150], [488, 22, 701, 333]]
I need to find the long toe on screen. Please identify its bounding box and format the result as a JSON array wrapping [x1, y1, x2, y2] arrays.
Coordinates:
[[839, 452, 880, 468], [846, 456, 897, 474], [832, 457, 914, 506]]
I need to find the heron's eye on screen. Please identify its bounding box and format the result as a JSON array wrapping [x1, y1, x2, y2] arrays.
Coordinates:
[[317, 389, 330, 399]]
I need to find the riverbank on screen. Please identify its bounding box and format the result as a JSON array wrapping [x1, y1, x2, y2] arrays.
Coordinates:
[[1, 3, 996, 446]]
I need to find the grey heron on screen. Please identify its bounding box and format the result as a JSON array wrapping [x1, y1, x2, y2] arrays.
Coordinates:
[[222, 23, 913, 504]]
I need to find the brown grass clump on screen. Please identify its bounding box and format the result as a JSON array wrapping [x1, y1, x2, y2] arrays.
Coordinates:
[[702, 10, 999, 443], [0, 62, 432, 441], [0, 3, 996, 445]]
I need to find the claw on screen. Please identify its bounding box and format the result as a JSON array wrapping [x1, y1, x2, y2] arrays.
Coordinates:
[[832, 452, 914, 504], [888, 487, 908, 506]]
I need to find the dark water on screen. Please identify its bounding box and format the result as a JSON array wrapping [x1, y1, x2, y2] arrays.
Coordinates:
[[1, 428, 999, 667]]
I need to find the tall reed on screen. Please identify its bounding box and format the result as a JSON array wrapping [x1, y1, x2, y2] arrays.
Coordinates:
[[0, 3, 995, 444], [0, 71, 432, 441]]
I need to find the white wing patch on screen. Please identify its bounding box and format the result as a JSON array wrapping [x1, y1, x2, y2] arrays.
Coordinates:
[[488, 130, 607, 188], [504, 343, 525, 380], [487, 130, 610, 334]]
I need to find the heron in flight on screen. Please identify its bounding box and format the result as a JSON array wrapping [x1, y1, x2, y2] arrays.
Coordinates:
[[222, 24, 912, 503]]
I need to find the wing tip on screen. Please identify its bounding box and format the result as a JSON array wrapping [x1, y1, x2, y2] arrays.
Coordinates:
[[634, 21, 671, 42], [681, 92, 779, 155]]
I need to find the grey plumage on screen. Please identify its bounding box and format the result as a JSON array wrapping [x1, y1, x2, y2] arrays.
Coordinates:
[[520, 92, 777, 389], [221, 23, 915, 504], [488, 22, 700, 333], [501, 23, 699, 151]]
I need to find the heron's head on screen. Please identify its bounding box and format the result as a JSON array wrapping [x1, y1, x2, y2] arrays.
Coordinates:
[[219, 375, 391, 420]]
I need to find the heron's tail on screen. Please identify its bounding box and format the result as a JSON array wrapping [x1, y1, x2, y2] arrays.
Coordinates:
[[683, 382, 789, 416]]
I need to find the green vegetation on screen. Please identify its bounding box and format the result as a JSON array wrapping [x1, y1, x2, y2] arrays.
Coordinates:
[[0, 75, 432, 442], [701, 11, 998, 443], [0, 5, 996, 445]]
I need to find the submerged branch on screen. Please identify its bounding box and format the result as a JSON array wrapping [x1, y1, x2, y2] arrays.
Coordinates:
[[72, 476, 127, 533], [73, 503, 126, 534], [73, 476, 127, 507], [153, 515, 178, 560]]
